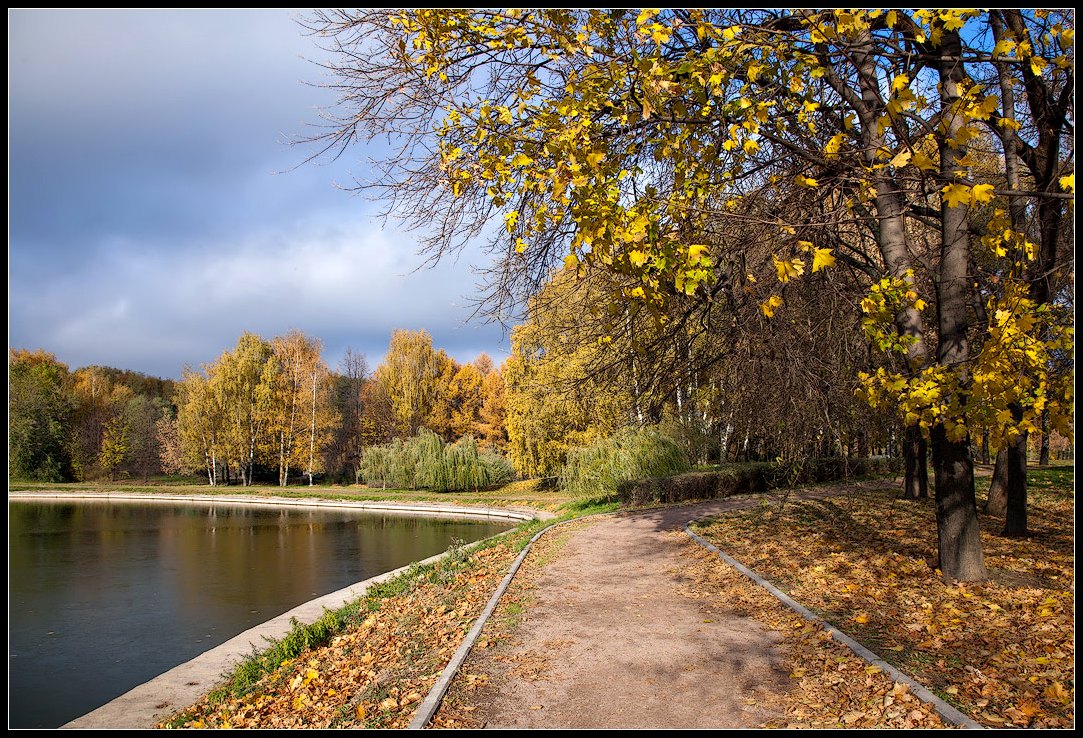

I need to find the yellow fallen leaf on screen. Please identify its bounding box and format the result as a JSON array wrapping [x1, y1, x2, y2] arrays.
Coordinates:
[[854, 613, 870, 624]]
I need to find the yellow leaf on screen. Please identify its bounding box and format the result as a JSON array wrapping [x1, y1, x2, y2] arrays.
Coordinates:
[[761, 295, 783, 318], [511, 153, 532, 167], [795, 174, 819, 188], [941, 183, 971, 208], [796, 240, 815, 252], [1059, 174, 1074, 193], [743, 138, 760, 155], [854, 613, 870, 624], [628, 249, 648, 267], [912, 151, 938, 171], [886, 10, 898, 27], [688, 244, 710, 261], [355, 705, 367, 721], [812, 247, 836, 272], [824, 132, 846, 158], [773, 255, 805, 283], [891, 73, 910, 92], [889, 150, 912, 168], [971, 183, 996, 204], [563, 253, 579, 270]]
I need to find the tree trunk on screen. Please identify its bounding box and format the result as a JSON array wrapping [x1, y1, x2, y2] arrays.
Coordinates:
[[903, 425, 928, 499], [1003, 408, 1029, 537], [931, 425, 987, 582], [980, 429, 990, 465], [1039, 409, 1051, 466], [985, 449, 1008, 517], [930, 28, 987, 583]]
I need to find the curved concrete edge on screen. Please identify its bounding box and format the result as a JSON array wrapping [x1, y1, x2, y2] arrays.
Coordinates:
[[683, 525, 986, 730], [409, 512, 613, 729], [8, 491, 550, 523]]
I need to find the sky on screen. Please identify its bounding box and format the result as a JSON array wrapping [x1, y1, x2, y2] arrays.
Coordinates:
[[8, 9, 512, 380]]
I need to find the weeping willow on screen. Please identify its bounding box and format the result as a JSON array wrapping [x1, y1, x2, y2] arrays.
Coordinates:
[[359, 429, 514, 492], [560, 426, 690, 499]]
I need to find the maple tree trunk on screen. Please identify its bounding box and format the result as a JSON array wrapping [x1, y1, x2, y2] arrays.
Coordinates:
[[929, 29, 986, 584], [931, 425, 987, 582], [903, 425, 928, 499], [985, 449, 1008, 517], [980, 429, 990, 465], [1039, 410, 1051, 466], [1003, 426, 1029, 538]]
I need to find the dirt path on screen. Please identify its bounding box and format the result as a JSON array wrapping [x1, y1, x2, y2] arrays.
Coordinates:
[[434, 495, 835, 729]]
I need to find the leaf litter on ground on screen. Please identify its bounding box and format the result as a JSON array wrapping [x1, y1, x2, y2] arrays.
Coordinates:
[[689, 471, 1074, 729]]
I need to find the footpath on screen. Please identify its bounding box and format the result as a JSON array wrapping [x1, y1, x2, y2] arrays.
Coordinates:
[[432, 496, 802, 729]]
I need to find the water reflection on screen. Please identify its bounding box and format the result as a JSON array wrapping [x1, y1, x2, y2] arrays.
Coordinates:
[[8, 500, 511, 728]]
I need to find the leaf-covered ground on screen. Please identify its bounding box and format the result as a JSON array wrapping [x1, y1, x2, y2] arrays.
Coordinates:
[[691, 467, 1074, 729], [159, 529, 534, 729]]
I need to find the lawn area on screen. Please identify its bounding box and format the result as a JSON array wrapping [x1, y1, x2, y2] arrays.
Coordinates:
[[691, 466, 1074, 729], [7, 478, 576, 513]]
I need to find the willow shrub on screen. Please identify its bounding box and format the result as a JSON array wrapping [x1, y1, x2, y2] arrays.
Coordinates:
[[359, 429, 515, 492], [560, 426, 691, 499]]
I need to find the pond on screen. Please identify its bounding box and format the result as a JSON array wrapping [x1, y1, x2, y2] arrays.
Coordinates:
[[8, 498, 514, 728]]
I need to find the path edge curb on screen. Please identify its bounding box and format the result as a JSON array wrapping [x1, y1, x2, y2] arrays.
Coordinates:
[[684, 525, 985, 730]]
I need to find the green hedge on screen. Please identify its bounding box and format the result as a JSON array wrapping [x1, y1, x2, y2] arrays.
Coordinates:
[[617, 456, 903, 506]]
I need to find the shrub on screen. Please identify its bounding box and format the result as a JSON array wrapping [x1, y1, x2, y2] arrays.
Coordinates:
[[560, 426, 691, 499]]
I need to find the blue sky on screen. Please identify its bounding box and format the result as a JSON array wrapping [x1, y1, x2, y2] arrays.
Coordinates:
[[8, 9, 511, 379]]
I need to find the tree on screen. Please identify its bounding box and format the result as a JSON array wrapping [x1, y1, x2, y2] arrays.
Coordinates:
[[324, 348, 371, 482], [8, 349, 74, 482], [301, 9, 1074, 581], [157, 410, 190, 477], [269, 330, 333, 486], [374, 329, 441, 437], [177, 367, 224, 485], [478, 362, 509, 451], [124, 395, 166, 482], [98, 412, 130, 482]]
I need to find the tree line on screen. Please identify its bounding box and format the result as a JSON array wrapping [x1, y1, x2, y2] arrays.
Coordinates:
[[8, 328, 509, 486]]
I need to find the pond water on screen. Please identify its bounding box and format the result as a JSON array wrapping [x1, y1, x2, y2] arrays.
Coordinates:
[[8, 499, 513, 728]]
